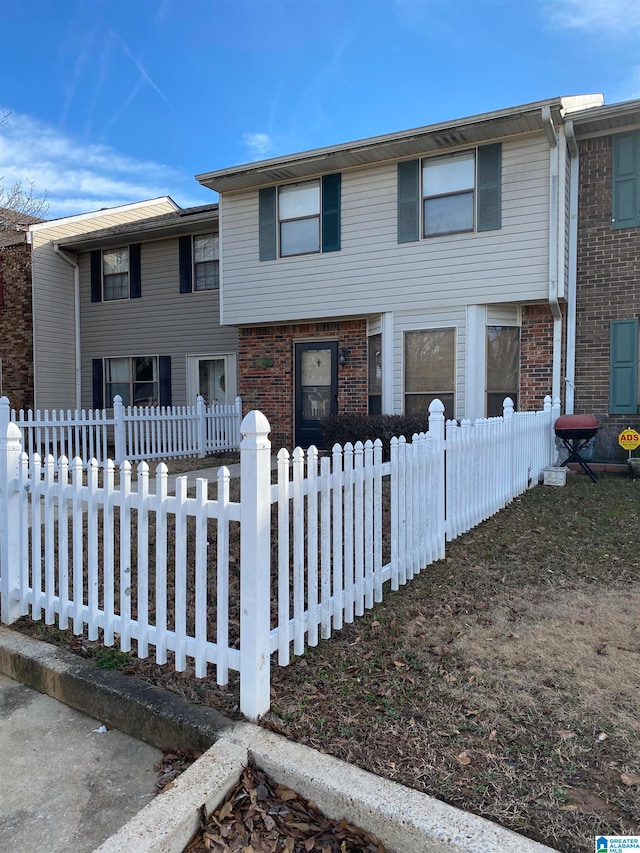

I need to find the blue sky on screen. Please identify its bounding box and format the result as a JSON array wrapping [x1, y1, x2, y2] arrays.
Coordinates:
[[1, 0, 639, 219]]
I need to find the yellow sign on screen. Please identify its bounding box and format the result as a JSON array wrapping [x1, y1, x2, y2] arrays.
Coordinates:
[[618, 428, 640, 451]]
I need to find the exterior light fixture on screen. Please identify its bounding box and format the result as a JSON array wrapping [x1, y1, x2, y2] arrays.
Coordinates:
[[339, 347, 349, 366]]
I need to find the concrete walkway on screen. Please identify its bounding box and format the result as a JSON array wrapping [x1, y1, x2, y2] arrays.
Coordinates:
[[0, 672, 163, 853]]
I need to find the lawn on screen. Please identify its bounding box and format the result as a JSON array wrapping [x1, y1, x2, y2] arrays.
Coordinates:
[[15, 470, 640, 852]]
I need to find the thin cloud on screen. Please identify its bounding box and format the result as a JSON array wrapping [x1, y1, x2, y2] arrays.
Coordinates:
[[243, 132, 274, 161], [0, 111, 210, 219], [544, 0, 640, 33]]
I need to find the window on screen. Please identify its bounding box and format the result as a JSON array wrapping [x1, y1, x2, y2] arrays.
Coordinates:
[[179, 234, 219, 292], [612, 131, 640, 230], [91, 245, 141, 302], [486, 326, 519, 417], [92, 355, 172, 409], [398, 143, 501, 243], [404, 328, 455, 419], [258, 173, 341, 260], [610, 319, 639, 414], [368, 334, 382, 414]]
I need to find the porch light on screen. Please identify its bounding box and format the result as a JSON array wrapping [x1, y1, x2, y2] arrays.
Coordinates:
[[339, 347, 349, 366]]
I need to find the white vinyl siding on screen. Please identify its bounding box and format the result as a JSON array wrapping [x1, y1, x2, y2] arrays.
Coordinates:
[[79, 237, 238, 409], [219, 135, 551, 326], [31, 200, 176, 410]]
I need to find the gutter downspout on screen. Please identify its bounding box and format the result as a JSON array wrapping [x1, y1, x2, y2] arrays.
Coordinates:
[[542, 106, 562, 407], [565, 120, 579, 414], [53, 244, 81, 410]]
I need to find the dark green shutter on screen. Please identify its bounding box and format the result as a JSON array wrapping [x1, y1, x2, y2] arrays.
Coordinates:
[[610, 319, 639, 414], [158, 356, 172, 406], [477, 143, 502, 232], [179, 235, 193, 292], [612, 131, 640, 230], [397, 160, 420, 243], [321, 173, 341, 252], [90, 251, 102, 302], [92, 359, 104, 409], [129, 244, 141, 298], [258, 186, 277, 261]]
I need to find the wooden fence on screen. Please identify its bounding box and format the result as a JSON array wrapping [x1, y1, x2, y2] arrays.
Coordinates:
[[0, 395, 559, 719]]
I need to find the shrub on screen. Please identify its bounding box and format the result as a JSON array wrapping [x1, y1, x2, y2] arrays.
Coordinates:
[[320, 413, 429, 459]]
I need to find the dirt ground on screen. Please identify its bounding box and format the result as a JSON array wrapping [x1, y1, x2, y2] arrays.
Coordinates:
[[16, 471, 640, 853]]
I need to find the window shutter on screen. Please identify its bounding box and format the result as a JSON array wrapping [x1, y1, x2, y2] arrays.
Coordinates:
[[90, 251, 102, 302], [158, 356, 172, 406], [397, 160, 420, 243], [612, 132, 640, 230], [610, 319, 639, 414], [259, 186, 277, 261], [179, 235, 193, 292], [477, 143, 502, 232], [92, 359, 104, 409], [321, 173, 341, 252], [129, 243, 142, 298]]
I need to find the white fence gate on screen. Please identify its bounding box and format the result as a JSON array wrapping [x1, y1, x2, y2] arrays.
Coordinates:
[[8, 395, 243, 468], [0, 395, 559, 719]]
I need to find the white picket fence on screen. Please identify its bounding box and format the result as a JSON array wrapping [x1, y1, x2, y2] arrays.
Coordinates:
[[0, 395, 559, 719], [7, 395, 243, 468]]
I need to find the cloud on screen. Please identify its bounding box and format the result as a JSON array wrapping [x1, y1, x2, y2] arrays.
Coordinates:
[[544, 0, 640, 33], [243, 132, 274, 161], [0, 112, 210, 219]]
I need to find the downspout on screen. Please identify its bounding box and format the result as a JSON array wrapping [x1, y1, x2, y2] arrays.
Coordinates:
[[542, 106, 562, 407], [565, 120, 579, 414], [53, 244, 81, 410]]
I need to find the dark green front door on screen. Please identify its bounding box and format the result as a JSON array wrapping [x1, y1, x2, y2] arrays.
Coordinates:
[[294, 341, 338, 448]]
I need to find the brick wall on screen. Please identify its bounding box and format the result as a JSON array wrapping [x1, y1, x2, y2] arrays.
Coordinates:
[[575, 135, 640, 462], [0, 242, 34, 411], [239, 319, 367, 449], [520, 304, 558, 411]]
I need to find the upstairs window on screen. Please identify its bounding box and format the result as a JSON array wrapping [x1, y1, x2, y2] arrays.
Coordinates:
[[102, 248, 129, 300], [398, 143, 501, 243], [193, 234, 219, 290], [91, 244, 141, 302], [258, 173, 341, 260], [612, 131, 640, 230]]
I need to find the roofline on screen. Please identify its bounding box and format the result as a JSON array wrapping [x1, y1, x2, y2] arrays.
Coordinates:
[[28, 196, 180, 233], [196, 95, 604, 191], [57, 205, 219, 250], [570, 98, 640, 129]]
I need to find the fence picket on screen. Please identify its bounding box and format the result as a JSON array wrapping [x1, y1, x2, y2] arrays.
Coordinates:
[[154, 462, 169, 665]]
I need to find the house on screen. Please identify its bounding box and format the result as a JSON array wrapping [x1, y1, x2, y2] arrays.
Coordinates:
[[196, 95, 606, 449], [569, 99, 640, 462], [28, 199, 238, 412], [0, 209, 44, 411]]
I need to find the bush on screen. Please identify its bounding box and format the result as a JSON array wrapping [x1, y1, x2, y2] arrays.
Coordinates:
[[320, 413, 429, 459]]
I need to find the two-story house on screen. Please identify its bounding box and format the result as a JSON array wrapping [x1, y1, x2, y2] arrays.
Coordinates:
[[569, 99, 640, 462], [29, 199, 238, 412], [196, 95, 605, 449]]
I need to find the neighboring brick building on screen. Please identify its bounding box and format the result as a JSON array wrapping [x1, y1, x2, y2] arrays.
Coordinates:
[[572, 102, 640, 462], [0, 210, 43, 412]]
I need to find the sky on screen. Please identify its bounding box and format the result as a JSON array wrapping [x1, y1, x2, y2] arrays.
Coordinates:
[[0, 0, 639, 220]]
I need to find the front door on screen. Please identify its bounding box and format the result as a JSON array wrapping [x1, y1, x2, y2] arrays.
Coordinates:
[[294, 341, 338, 448], [187, 355, 237, 406]]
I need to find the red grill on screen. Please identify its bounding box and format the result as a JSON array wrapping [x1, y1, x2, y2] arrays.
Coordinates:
[[554, 414, 599, 482]]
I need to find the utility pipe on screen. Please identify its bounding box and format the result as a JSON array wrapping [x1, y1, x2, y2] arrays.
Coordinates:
[[565, 120, 579, 414], [53, 244, 81, 410], [542, 106, 563, 407]]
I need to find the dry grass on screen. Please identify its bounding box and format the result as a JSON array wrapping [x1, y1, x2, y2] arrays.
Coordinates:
[[16, 471, 640, 853]]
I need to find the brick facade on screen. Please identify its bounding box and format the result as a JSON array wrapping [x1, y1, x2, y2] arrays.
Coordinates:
[[239, 319, 367, 449], [520, 304, 558, 411], [0, 241, 34, 411], [575, 135, 640, 461]]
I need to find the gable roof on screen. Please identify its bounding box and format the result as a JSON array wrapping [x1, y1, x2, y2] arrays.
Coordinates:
[[56, 203, 218, 251], [196, 95, 604, 193]]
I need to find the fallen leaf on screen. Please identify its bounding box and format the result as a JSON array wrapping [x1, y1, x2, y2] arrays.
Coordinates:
[[556, 730, 577, 740], [488, 730, 498, 741], [559, 805, 579, 811], [597, 732, 609, 742], [456, 751, 472, 766], [621, 771, 640, 786]]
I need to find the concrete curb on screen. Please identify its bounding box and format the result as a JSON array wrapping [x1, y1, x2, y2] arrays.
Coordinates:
[[0, 628, 558, 853], [0, 627, 232, 750]]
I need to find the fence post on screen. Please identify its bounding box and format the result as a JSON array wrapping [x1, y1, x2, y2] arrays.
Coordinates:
[[234, 397, 242, 447], [113, 395, 125, 464], [196, 395, 206, 458], [0, 397, 23, 624], [239, 410, 272, 720], [503, 397, 515, 502], [428, 398, 446, 560]]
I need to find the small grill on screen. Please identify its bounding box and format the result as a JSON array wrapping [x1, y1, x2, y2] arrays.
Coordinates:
[[554, 414, 599, 483]]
